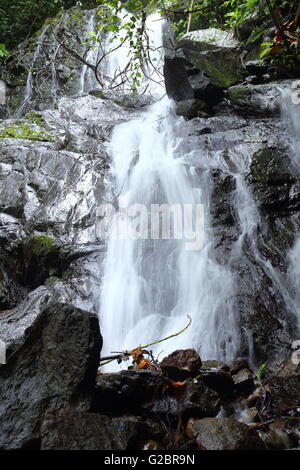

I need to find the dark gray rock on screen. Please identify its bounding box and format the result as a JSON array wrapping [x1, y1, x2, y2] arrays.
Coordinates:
[[163, 57, 194, 102], [93, 369, 162, 413], [143, 380, 220, 425], [192, 417, 265, 450], [200, 360, 234, 400], [40, 408, 142, 450], [176, 98, 206, 120], [0, 302, 102, 449], [160, 348, 202, 381], [232, 368, 255, 396], [260, 363, 300, 418], [227, 80, 294, 115], [228, 357, 250, 375], [247, 146, 300, 214]]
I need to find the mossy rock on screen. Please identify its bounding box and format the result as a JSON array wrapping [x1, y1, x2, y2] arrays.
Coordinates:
[[178, 29, 243, 88], [24, 111, 46, 128], [30, 235, 56, 256], [0, 121, 53, 141], [249, 147, 292, 184]]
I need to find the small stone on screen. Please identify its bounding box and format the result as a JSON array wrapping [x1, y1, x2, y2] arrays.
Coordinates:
[[200, 360, 234, 399], [160, 349, 202, 381], [232, 368, 255, 396], [228, 357, 250, 375]]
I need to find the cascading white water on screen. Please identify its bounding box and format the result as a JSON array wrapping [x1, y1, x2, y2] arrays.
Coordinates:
[[99, 14, 239, 370]]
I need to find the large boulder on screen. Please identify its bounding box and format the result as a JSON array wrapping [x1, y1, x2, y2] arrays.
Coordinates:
[[0, 302, 102, 449], [258, 362, 300, 418], [178, 29, 243, 89]]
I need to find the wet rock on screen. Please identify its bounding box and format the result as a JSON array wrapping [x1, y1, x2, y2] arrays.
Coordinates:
[[90, 90, 154, 109], [176, 99, 206, 120], [259, 418, 299, 450], [191, 417, 265, 450], [232, 368, 255, 396], [143, 380, 220, 425], [200, 360, 234, 399], [228, 357, 250, 375], [247, 146, 300, 213], [0, 302, 102, 449], [93, 370, 162, 413], [178, 29, 242, 89], [140, 440, 165, 450], [164, 57, 194, 102], [41, 408, 142, 450], [261, 363, 300, 417], [186, 68, 224, 105], [227, 80, 294, 115], [160, 349, 202, 381]]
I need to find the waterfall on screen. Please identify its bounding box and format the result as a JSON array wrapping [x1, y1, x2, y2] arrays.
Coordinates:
[[99, 14, 240, 370]]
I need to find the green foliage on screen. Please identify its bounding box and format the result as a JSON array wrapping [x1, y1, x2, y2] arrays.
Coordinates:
[[0, 43, 9, 59], [0, 0, 99, 49], [31, 235, 56, 256], [256, 361, 267, 379]]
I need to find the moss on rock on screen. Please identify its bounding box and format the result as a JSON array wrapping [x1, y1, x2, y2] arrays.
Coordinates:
[[31, 235, 56, 256], [0, 121, 53, 141]]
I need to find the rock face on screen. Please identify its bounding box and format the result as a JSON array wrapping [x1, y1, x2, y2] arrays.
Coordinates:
[[0, 302, 102, 449], [191, 417, 265, 450]]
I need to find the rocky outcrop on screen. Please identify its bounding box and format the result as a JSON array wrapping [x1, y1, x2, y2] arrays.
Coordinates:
[[0, 302, 102, 449]]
